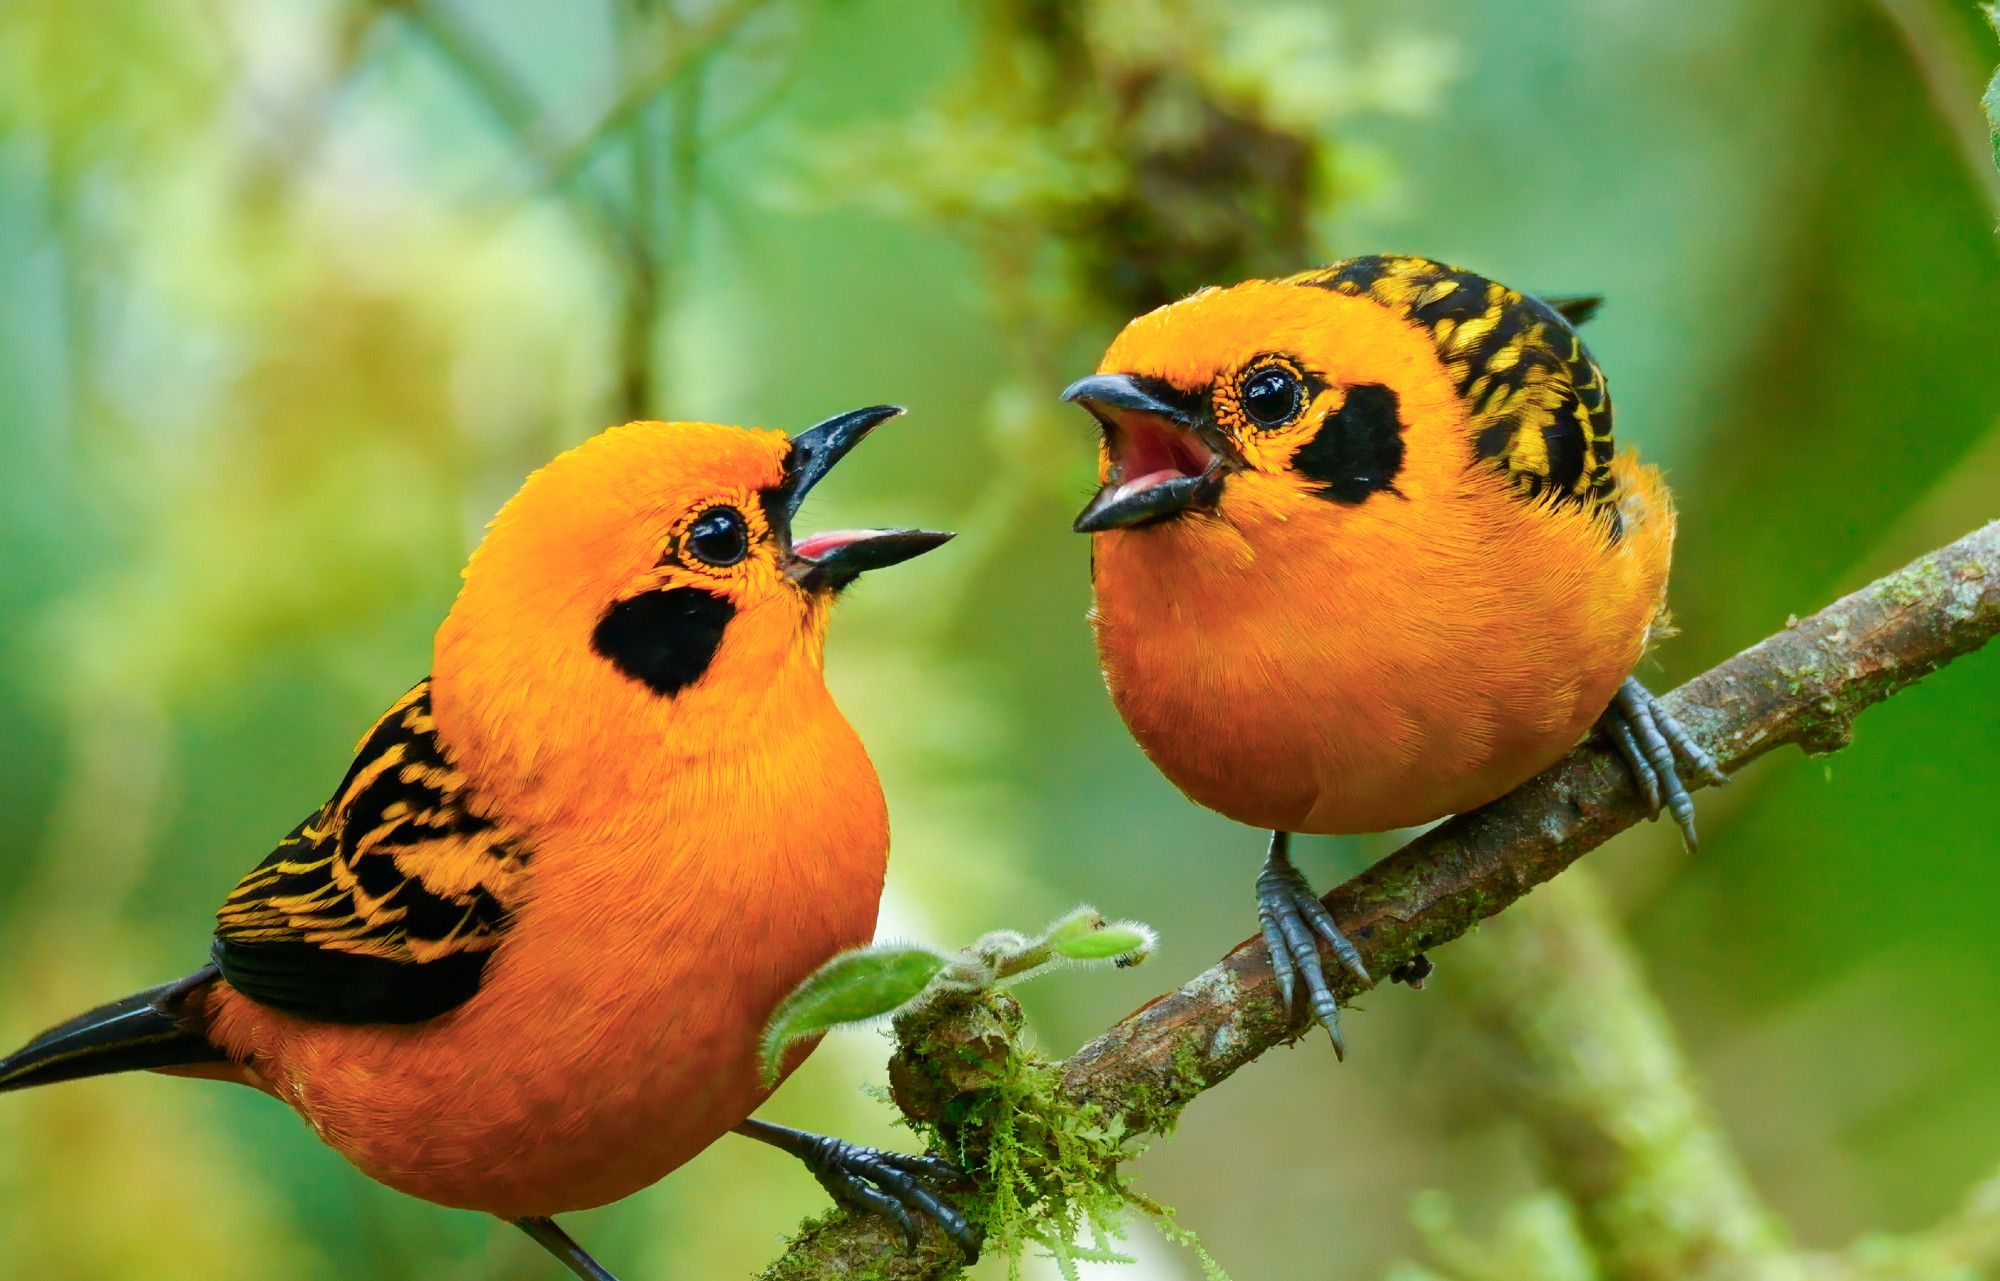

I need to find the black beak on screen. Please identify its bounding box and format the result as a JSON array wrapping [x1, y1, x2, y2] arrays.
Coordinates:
[[1061, 374, 1199, 426], [790, 528, 955, 591], [780, 404, 906, 520], [1072, 471, 1215, 534], [1062, 374, 1226, 534], [778, 405, 952, 591]]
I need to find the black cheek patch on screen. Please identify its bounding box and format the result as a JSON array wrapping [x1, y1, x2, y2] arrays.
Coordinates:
[[1292, 382, 1407, 504], [592, 586, 736, 696]]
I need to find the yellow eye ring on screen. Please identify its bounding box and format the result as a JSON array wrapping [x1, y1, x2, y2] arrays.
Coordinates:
[[656, 493, 768, 576], [1235, 359, 1308, 430], [684, 507, 750, 567]]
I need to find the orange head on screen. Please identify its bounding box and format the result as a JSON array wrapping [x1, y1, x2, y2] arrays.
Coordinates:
[[1063, 255, 1620, 539], [431, 407, 949, 828]]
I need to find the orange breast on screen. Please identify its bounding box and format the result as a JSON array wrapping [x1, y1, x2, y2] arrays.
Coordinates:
[[202, 683, 888, 1219], [1091, 455, 1674, 835]]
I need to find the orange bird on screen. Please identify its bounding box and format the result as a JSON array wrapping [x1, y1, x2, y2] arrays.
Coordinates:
[[1064, 256, 1726, 1048], [0, 407, 972, 1279]]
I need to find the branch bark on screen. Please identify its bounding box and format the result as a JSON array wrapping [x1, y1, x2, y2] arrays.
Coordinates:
[[759, 520, 2000, 1279]]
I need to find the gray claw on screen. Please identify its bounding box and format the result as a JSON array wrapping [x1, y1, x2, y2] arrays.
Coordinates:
[[1299, 889, 1370, 984], [1656, 703, 1730, 787], [1258, 895, 1300, 1014], [824, 1167, 916, 1247], [1602, 677, 1729, 853], [741, 1122, 978, 1259], [1604, 714, 1661, 814], [1256, 833, 1361, 1057]]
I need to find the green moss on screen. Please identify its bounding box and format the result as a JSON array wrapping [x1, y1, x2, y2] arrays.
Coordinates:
[[897, 992, 1230, 1281], [1165, 1036, 1206, 1116]]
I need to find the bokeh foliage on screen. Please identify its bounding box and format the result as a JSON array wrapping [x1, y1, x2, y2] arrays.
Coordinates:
[[0, 2, 1996, 1279]]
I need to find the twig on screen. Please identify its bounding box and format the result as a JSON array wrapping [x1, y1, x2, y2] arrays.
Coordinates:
[[375, 0, 759, 419], [540, 0, 767, 191], [759, 522, 2000, 1279], [374, 0, 648, 269], [1447, 873, 1794, 1281]]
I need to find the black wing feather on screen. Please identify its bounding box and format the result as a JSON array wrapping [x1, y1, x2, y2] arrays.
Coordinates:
[[1301, 257, 1621, 531], [212, 681, 529, 1025], [1541, 293, 1604, 327]]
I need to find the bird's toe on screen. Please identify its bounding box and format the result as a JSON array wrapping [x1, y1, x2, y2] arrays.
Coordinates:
[[1604, 677, 1726, 853], [814, 1140, 980, 1260], [1255, 856, 1361, 1057]]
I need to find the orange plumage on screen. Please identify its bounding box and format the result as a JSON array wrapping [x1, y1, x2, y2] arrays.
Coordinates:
[[1, 409, 970, 1275], [1065, 256, 1720, 1047]]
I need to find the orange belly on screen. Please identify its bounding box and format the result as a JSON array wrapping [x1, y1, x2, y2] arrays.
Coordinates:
[[203, 780, 886, 1217], [1091, 458, 1673, 834]]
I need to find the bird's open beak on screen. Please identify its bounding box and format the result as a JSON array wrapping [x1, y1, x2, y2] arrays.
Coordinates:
[[1063, 374, 1229, 533], [780, 405, 954, 591]]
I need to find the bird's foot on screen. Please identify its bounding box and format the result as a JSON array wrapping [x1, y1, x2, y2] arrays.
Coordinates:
[[735, 1119, 978, 1259], [1600, 676, 1729, 852], [1256, 831, 1369, 1057]]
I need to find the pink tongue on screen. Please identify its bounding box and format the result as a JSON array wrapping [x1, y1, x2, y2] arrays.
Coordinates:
[[1110, 469, 1188, 502], [1125, 469, 1186, 491], [793, 529, 873, 560]]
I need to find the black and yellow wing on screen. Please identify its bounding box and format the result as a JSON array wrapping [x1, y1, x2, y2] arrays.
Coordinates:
[[212, 681, 530, 1024], [1305, 256, 1622, 535]]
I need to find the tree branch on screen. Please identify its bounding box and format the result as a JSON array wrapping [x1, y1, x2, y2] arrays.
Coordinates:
[[1446, 872, 1795, 1281], [760, 520, 2000, 1279]]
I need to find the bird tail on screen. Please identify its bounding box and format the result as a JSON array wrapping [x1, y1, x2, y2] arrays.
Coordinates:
[[0, 965, 226, 1093]]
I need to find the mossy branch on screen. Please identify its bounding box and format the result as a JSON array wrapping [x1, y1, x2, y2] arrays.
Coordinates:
[[758, 520, 2000, 1279]]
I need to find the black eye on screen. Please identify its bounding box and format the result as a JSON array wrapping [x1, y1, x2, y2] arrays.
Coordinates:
[[684, 507, 749, 567], [1240, 365, 1304, 427]]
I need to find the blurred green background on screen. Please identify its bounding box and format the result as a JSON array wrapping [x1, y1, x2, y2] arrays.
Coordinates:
[[1, 2, 1997, 1278]]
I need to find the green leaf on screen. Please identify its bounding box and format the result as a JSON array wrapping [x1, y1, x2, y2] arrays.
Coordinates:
[[1050, 918, 1158, 964], [758, 944, 950, 1085], [981, 905, 1162, 981], [1039, 906, 1112, 949], [1988, 7, 2000, 173]]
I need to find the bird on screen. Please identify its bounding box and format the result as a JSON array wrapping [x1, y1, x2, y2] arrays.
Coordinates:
[[1062, 255, 1726, 1050], [0, 406, 975, 1280]]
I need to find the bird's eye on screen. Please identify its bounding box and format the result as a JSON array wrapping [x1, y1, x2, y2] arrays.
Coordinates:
[[684, 507, 750, 567], [1240, 365, 1305, 428]]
